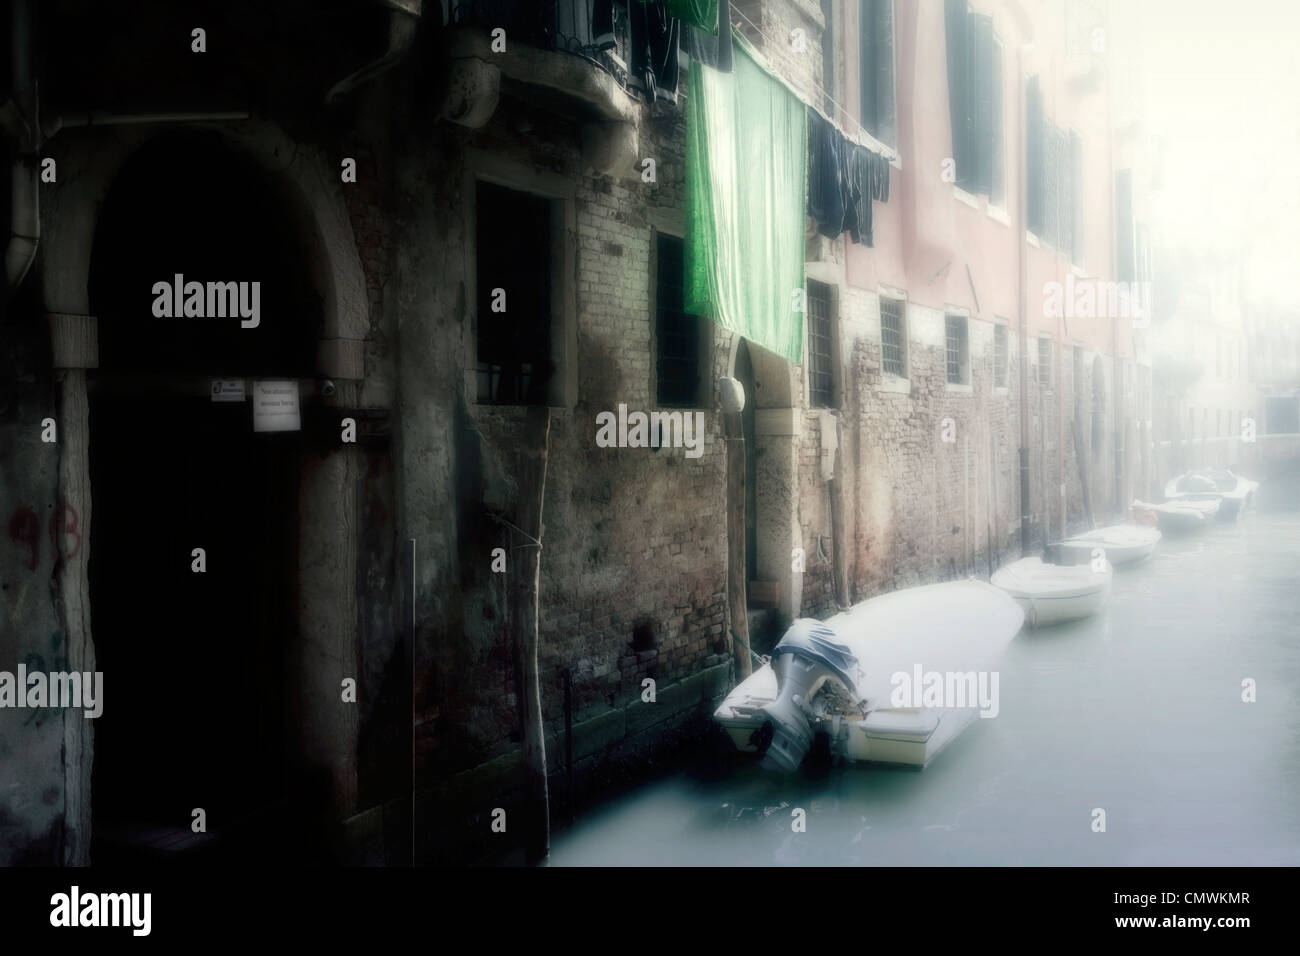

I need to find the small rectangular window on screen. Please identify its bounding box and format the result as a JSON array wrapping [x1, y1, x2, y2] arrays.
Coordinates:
[[654, 233, 703, 408], [1038, 336, 1053, 388], [807, 280, 836, 408], [993, 323, 1007, 387], [880, 297, 907, 377], [475, 181, 553, 406], [945, 315, 969, 385]]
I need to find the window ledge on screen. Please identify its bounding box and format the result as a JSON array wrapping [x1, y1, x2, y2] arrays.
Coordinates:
[[953, 186, 981, 209], [878, 374, 910, 393], [1026, 230, 1041, 247], [987, 204, 1010, 226], [993, 385, 1010, 395], [945, 381, 973, 394]]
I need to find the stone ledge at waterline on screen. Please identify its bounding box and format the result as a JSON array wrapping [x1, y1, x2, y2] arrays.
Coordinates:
[[410, 662, 733, 841]]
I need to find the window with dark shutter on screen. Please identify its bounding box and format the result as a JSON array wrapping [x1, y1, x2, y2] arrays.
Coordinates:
[[945, 315, 969, 385], [880, 297, 906, 377], [991, 37, 1005, 206], [859, 0, 896, 147], [655, 232, 702, 408], [808, 280, 836, 407], [1069, 130, 1084, 262], [972, 13, 994, 196], [1116, 168, 1135, 283], [476, 181, 553, 406], [1026, 76, 1044, 234]]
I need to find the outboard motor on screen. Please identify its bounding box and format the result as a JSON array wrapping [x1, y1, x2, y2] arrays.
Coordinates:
[[759, 619, 861, 773]]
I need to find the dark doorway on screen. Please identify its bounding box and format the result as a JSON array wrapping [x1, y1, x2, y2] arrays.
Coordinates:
[[86, 133, 320, 863], [88, 392, 299, 860], [735, 340, 758, 597]]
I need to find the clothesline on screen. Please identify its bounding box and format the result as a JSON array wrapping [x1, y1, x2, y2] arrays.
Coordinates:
[[724, 1, 899, 162]]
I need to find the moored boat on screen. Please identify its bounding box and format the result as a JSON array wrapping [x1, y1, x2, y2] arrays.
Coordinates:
[[1132, 497, 1220, 533], [1164, 469, 1258, 519], [1058, 523, 1161, 567], [712, 580, 1024, 771], [990, 556, 1112, 626]]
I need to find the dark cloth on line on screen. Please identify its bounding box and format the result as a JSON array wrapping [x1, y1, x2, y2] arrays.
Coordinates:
[[845, 146, 890, 246], [807, 106, 848, 239], [687, 0, 732, 72], [630, 1, 680, 104]]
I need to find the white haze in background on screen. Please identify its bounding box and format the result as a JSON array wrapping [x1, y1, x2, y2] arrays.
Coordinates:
[[1128, 0, 1300, 318]]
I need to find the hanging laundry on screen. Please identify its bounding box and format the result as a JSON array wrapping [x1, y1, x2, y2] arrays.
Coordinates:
[[664, 0, 718, 32], [807, 107, 849, 239], [687, 0, 732, 72], [630, 1, 681, 104], [686, 38, 807, 363], [846, 146, 890, 247]]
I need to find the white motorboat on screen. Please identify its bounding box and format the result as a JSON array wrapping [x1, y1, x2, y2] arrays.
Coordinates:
[[1132, 497, 1220, 532], [713, 580, 1023, 771], [990, 556, 1112, 627], [1164, 469, 1258, 519], [1058, 524, 1161, 567]]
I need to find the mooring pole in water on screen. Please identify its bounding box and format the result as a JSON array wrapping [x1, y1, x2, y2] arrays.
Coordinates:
[[511, 405, 551, 865], [720, 378, 752, 681]]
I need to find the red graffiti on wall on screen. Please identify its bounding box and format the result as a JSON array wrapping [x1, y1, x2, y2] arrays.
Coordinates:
[[8, 506, 41, 570], [7, 500, 82, 569]]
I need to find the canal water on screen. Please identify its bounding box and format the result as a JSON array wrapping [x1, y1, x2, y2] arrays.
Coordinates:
[[551, 470, 1300, 866]]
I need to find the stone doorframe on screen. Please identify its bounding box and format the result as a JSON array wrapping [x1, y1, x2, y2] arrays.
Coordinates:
[[40, 117, 370, 863], [725, 335, 803, 624]]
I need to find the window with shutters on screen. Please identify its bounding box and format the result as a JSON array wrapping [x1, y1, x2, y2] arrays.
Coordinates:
[[807, 280, 837, 407], [1069, 130, 1084, 263], [994, 323, 1008, 387], [945, 315, 969, 385], [945, 1, 999, 198], [990, 37, 1005, 207], [653, 232, 706, 408], [880, 297, 907, 378], [859, 0, 896, 148], [1025, 86, 1081, 253], [1038, 336, 1053, 388]]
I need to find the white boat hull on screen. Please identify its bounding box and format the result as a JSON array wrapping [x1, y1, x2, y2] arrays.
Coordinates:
[[713, 580, 1024, 769], [1059, 524, 1161, 567], [990, 556, 1112, 627]]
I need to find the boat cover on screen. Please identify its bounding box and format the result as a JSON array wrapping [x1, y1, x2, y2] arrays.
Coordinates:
[[772, 619, 859, 693]]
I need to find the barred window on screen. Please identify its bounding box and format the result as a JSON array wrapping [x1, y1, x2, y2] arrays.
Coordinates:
[[654, 233, 703, 408], [945, 315, 968, 385], [880, 297, 907, 377], [1038, 336, 1053, 388], [993, 323, 1007, 387], [808, 280, 835, 407]]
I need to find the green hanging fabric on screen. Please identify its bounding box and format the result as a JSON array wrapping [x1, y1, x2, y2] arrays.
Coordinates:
[[685, 39, 807, 364]]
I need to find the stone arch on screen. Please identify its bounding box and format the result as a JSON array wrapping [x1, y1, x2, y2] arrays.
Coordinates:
[[41, 117, 368, 373]]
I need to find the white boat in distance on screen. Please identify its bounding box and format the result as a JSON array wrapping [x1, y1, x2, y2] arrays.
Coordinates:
[[1132, 497, 1220, 533], [990, 556, 1112, 627], [1164, 469, 1258, 519], [1058, 524, 1161, 567], [713, 580, 1024, 771]]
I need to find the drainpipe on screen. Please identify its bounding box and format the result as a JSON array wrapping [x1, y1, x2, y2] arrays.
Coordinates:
[[325, 0, 422, 105], [1017, 43, 1032, 555], [5, 0, 38, 301]]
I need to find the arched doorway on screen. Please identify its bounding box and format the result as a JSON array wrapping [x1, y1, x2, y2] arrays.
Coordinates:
[[86, 133, 324, 861]]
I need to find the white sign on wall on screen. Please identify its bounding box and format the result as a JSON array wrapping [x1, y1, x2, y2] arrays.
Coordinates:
[[211, 379, 246, 402], [252, 380, 301, 432]]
